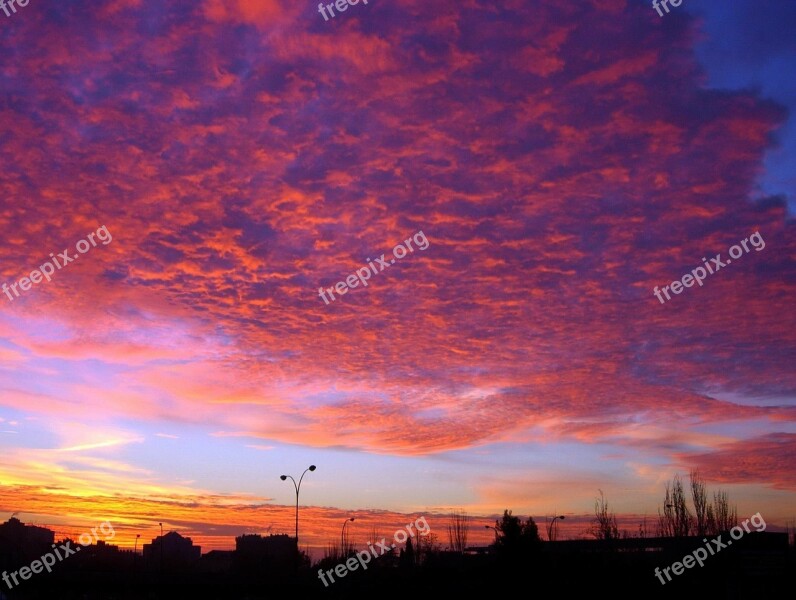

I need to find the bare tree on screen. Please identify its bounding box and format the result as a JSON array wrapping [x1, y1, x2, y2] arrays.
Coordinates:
[[658, 474, 692, 537], [670, 474, 692, 536], [415, 531, 439, 564], [446, 510, 470, 553], [712, 490, 737, 533], [592, 490, 619, 540], [690, 469, 710, 536], [659, 471, 738, 537], [637, 515, 649, 539]]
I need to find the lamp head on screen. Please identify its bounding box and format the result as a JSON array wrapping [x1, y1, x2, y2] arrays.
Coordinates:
[[309, 465, 316, 471], [559, 516, 566, 520], [280, 475, 287, 480]]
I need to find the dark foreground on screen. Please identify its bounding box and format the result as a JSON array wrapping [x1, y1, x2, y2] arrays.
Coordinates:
[[2, 533, 792, 600]]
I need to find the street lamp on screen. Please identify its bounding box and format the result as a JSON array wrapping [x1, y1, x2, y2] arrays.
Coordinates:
[[280, 465, 317, 546], [485, 525, 499, 543], [159, 523, 163, 571], [341, 517, 355, 554], [548, 515, 565, 541], [134, 534, 140, 569]]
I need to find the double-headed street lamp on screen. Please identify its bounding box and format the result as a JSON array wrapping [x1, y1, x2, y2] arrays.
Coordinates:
[[548, 515, 565, 541], [280, 465, 316, 546]]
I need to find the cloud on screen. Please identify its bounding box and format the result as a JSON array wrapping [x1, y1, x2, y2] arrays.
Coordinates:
[[0, 0, 793, 519], [678, 433, 796, 490], [57, 438, 144, 453], [245, 444, 274, 451]]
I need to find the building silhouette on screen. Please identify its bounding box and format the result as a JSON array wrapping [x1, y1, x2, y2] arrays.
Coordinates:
[[0, 517, 55, 570], [142, 531, 201, 571], [199, 549, 234, 574], [234, 533, 296, 577]]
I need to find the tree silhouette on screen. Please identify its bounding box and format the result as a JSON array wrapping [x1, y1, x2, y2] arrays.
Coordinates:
[[691, 469, 712, 536], [658, 474, 692, 537], [521, 516, 541, 549], [495, 509, 521, 549], [495, 510, 541, 555], [592, 490, 619, 540], [400, 537, 415, 569], [712, 489, 738, 533], [658, 471, 737, 537], [447, 510, 470, 553]]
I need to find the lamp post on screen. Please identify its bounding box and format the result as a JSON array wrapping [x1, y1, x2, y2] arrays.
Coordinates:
[[134, 534, 140, 569], [341, 517, 355, 554], [280, 465, 316, 547], [548, 515, 565, 542], [485, 525, 499, 544], [159, 523, 163, 571]]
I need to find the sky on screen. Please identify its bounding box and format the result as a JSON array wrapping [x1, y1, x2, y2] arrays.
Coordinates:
[[0, 0, 794, 553]]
